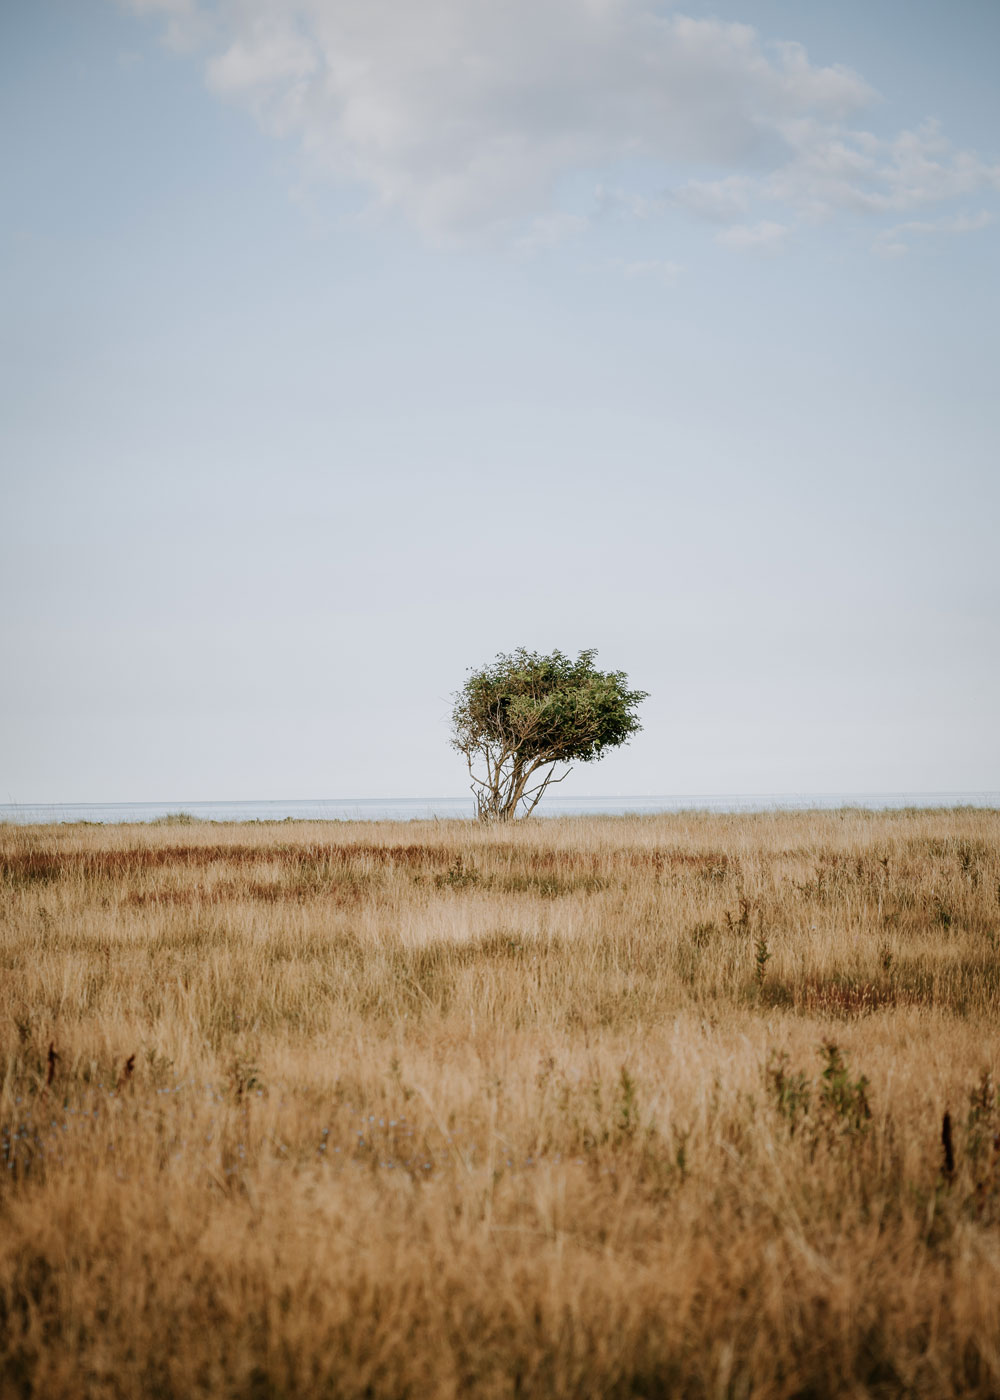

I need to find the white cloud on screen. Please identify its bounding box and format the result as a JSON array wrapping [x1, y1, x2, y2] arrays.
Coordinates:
[[594, 185, 664, 221], [121, 0, 213, 50], [873, 208, 994, 255], [122, 0, 1000, 249], [514, 212, 588, 255], [208, 26, 317, 92], [619, 258, 682, 285], [894, 210, 994, 236], [715, 220, 790, 252], [673, 175, 753, 223], [766, 119, 1000, 221]]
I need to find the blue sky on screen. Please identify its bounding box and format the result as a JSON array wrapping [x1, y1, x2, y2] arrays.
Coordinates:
[[2, 0, 998, 802]]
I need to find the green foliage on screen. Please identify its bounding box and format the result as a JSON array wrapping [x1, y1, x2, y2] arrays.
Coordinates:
[[616, 1066, 639, 1140], [818, 1041, 872, 1133], [451, 648, 647, 821], [965, 1070, 997, 1164], [766, 1043, 872, 1144], [454, 647, 646, 766], [690, 920, 718, 948], [766, 1050, 812, 1135], [754, 931, 771, 985], [435, 855, 481, 890]]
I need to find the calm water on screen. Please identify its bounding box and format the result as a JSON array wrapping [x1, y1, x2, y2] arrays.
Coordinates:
[[1, 793, 997, 825]]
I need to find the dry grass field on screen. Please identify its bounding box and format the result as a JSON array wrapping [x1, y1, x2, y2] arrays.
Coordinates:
[[2, 808, 1000, 1399]]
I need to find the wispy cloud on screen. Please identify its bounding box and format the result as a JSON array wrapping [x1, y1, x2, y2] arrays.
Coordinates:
[[894, 210, 993, 236], [673, 176, 753, 224], [122, 1, 1000, 252], [715, 220, 790, 253], [766, 119, 1000, 220], [874, 208, 995, 256], [617, 258, 682, 286], [122, 0, 213, 50], [514, 212, 588, 255]]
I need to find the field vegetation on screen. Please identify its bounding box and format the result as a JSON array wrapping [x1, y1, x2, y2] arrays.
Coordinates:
[[2, 808, 1000, 1398]]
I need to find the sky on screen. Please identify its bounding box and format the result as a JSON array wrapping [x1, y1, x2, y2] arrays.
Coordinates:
[[1, 0, 998, 803]]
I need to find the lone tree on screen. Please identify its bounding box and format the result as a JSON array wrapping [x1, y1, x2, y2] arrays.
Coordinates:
[[451, 648, 647, 821]]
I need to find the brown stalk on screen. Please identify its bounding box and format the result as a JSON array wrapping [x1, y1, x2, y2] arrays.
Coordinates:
[[116, 1053, 136, 1093], [941, 1111, 956, 1180]]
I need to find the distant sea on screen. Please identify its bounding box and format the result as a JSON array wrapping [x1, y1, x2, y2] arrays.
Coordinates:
[[1, 794, 997, 825]]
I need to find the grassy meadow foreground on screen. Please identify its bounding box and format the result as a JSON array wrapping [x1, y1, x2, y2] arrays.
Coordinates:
[[2, 809, 1000, 1399]]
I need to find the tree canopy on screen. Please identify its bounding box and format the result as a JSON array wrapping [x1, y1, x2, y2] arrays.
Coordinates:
[[451, 648, 647, 821]]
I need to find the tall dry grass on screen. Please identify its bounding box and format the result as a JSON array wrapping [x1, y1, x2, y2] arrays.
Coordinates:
[[1, 808, 999, 1398]]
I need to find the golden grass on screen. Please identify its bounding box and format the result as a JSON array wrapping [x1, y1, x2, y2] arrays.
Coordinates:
[[2, 807, 1000, 1399]]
